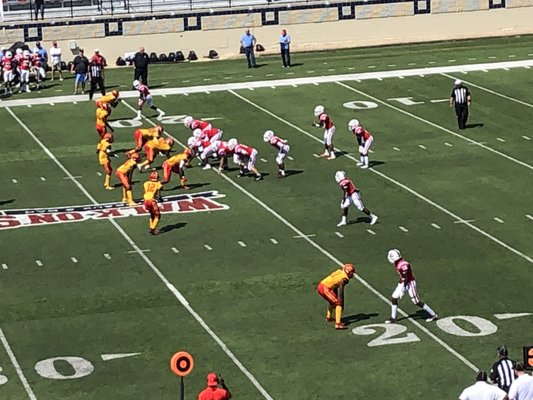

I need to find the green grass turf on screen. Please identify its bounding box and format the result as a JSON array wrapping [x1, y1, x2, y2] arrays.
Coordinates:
[[1, 36, 532, 399]]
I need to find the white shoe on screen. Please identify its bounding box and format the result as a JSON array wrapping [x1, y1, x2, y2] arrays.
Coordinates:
[[356, 161, 364, 166], [327, 154, 336, 160], [202, 164, 211, 170], [133, 116, 142, 121], [319, 151, 329, 157], [26, 87, 31, 93], [137, 164, 143, 171], [158, 111, 166, 119], [370, 215, 378, 225], [426, 314, 438, 322], [337, 220, 347, 227], [144, 164, 151, 170], [360, 164, 369, 169]]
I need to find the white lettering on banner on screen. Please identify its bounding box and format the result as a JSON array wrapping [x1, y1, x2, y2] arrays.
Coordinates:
[[0, 191, 229, 231], [35, 357, 94, 380], [387, 97, 425, 105], [342, 101, 378, 110]]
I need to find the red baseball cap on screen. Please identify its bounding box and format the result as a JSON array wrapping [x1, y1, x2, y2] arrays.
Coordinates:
[[207, 373, 219, 387]]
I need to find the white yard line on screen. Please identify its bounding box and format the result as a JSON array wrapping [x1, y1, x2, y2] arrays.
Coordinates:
[[3, 60, 533, 109], [6, 106, 274, 400], [0, 327, 38, 400], [335, 81, 533, 172], [228, 91, 533, 267]]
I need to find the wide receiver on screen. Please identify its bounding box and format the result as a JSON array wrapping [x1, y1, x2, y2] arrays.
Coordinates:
[[143, 171, 163, 235], [263, 130, 290, 177], [96, 132, 115, 190], [385, 249, 438, 323], [335, 170, 378, 227], [312, 105, 336, 160], [317, 264, 356, 330], [348, 119, 373, 169], [133, 80, 165, 121]]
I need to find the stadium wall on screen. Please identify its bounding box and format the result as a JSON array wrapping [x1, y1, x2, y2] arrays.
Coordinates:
[[1, 0, 533, 64]]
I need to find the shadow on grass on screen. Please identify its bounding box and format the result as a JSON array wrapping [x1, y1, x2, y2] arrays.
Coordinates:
[[342, 312, 380, 326], [0, 199, 15, 206], [466, 122, 484, 129], [160, 222, 187, 234], [167, 182, 210, 191]]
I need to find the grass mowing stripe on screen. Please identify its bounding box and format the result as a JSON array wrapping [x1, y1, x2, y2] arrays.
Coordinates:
[[335, 81, 533, 172], [135, 98, 482, 375], [441, 73, 533, 109], [6, 106, 275, 400], [228, 90, 533, 266], [0, 327, 38, 400]]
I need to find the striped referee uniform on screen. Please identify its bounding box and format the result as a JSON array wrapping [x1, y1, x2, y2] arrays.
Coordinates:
[[490, 356, 516, 392], [88, 61, 105, 100], [450, 79, 471, 130]]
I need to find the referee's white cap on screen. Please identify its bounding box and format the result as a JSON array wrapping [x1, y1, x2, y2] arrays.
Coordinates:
[[454, 79, 462, 85]]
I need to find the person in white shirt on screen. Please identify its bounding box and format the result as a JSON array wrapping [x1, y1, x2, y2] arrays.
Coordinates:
[[508, 363, 533, 400], [49, 40, 63, 81], [459, 370, 509, 400]]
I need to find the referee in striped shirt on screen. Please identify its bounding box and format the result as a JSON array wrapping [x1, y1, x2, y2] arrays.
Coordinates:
[[88, 60, 105, 100], [490, 344, 516, 393], [449, 79, 472, 130]]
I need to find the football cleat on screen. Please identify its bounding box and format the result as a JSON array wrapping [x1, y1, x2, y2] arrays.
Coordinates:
[[319, 151, 329, 157], [158, 111, 166, 119], [133, 116, 142, 121], [337, 220, 347, 227], [335, 323, 348, 330], [360, 164, 369, 169], [370, 215, 378, 225], [202, 164, 212, 170], [326, 317, 335, 323], [426, 314, 438, 322], [385, 318, 396, 324], [255, 174, 263, 181], [327, 154, 336, 160], [356, 161, 364, 166]]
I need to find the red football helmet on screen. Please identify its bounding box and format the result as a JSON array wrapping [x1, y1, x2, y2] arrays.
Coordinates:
[[103, 133, 114, 142], [343, 264, 356, 279], [111, 89, 119, 98], [165, 138, 174, 147], [149, 171, 159, 181]]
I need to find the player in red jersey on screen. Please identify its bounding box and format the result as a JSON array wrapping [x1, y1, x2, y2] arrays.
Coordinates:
[[18, 50, 32, 93], [227, 138, 262, 181], [263, 130, 290, 177], [385, 249, 438, 324], [183, 116, 212, 133], [132, 80, 165, 120], [1, 51, 15, 95], [348, 119, 374, 169], [313, 105, 336, 160], [335, 170, 378, 227], [31, 48, 46, 90]]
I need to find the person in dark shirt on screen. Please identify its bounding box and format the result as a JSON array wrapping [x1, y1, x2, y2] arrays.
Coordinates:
[[132, 47, 150, 86], [88, 60, 105, 100], [71, 48, 89, 95]]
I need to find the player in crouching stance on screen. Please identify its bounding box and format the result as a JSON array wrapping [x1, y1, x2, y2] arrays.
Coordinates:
[[228, 138, 262, 181], [317, 264, 356, 330], [263, 130, 290, 177], [133, 80, 165, 121], [348, 119, 373, 169], [385, 249, 438, 324], [335, 170, 378, 227], [313, 105, 336, 160], [143, 171, 163, 235]]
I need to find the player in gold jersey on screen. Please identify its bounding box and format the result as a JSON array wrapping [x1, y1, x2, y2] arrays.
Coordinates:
[[96, 89, 120, 108], [96, 133, 114, 190], [316, 264, 356, 330], [95, 102, 114, 139], [133, 126, 163, 152], [161, 147, 193, 188], [116, 151, 140, 206], [143, 171, 163, 235], [137, 137, 174, 171]]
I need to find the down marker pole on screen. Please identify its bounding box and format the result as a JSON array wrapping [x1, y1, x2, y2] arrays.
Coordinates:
[[170, 351, 195, 400]]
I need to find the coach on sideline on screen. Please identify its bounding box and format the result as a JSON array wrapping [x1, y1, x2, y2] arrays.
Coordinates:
[[240, 29, 257, 68], [459, 370, 508, 400], [132, 47, 150, 86], [450, 79, 472, 130]]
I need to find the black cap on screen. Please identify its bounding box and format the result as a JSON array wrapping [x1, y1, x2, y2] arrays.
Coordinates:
[[476, 371, 488, 382], [515, 362, 525, 372], [497, 345, 508, 357]]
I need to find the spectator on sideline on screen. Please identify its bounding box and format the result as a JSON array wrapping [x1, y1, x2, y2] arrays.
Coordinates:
[[491, 345, 517, 393], [279, 29, 291, 68], [450, 79, 471, 130], [49, 41, 63, 81], [459, 370, 508, 400], [508, 363, 533, 400], [198, 373, 231, 400], [71, 48, 89, 95], [35, 0, 44, 20], [88, 59, 105, 100], [240, 29, 257, 68], [132, 46, 150, 86], [35, 41, 48, 71]]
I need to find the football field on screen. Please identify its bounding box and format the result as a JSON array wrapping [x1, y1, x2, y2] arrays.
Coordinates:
[[1, 36, 532, 399]]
